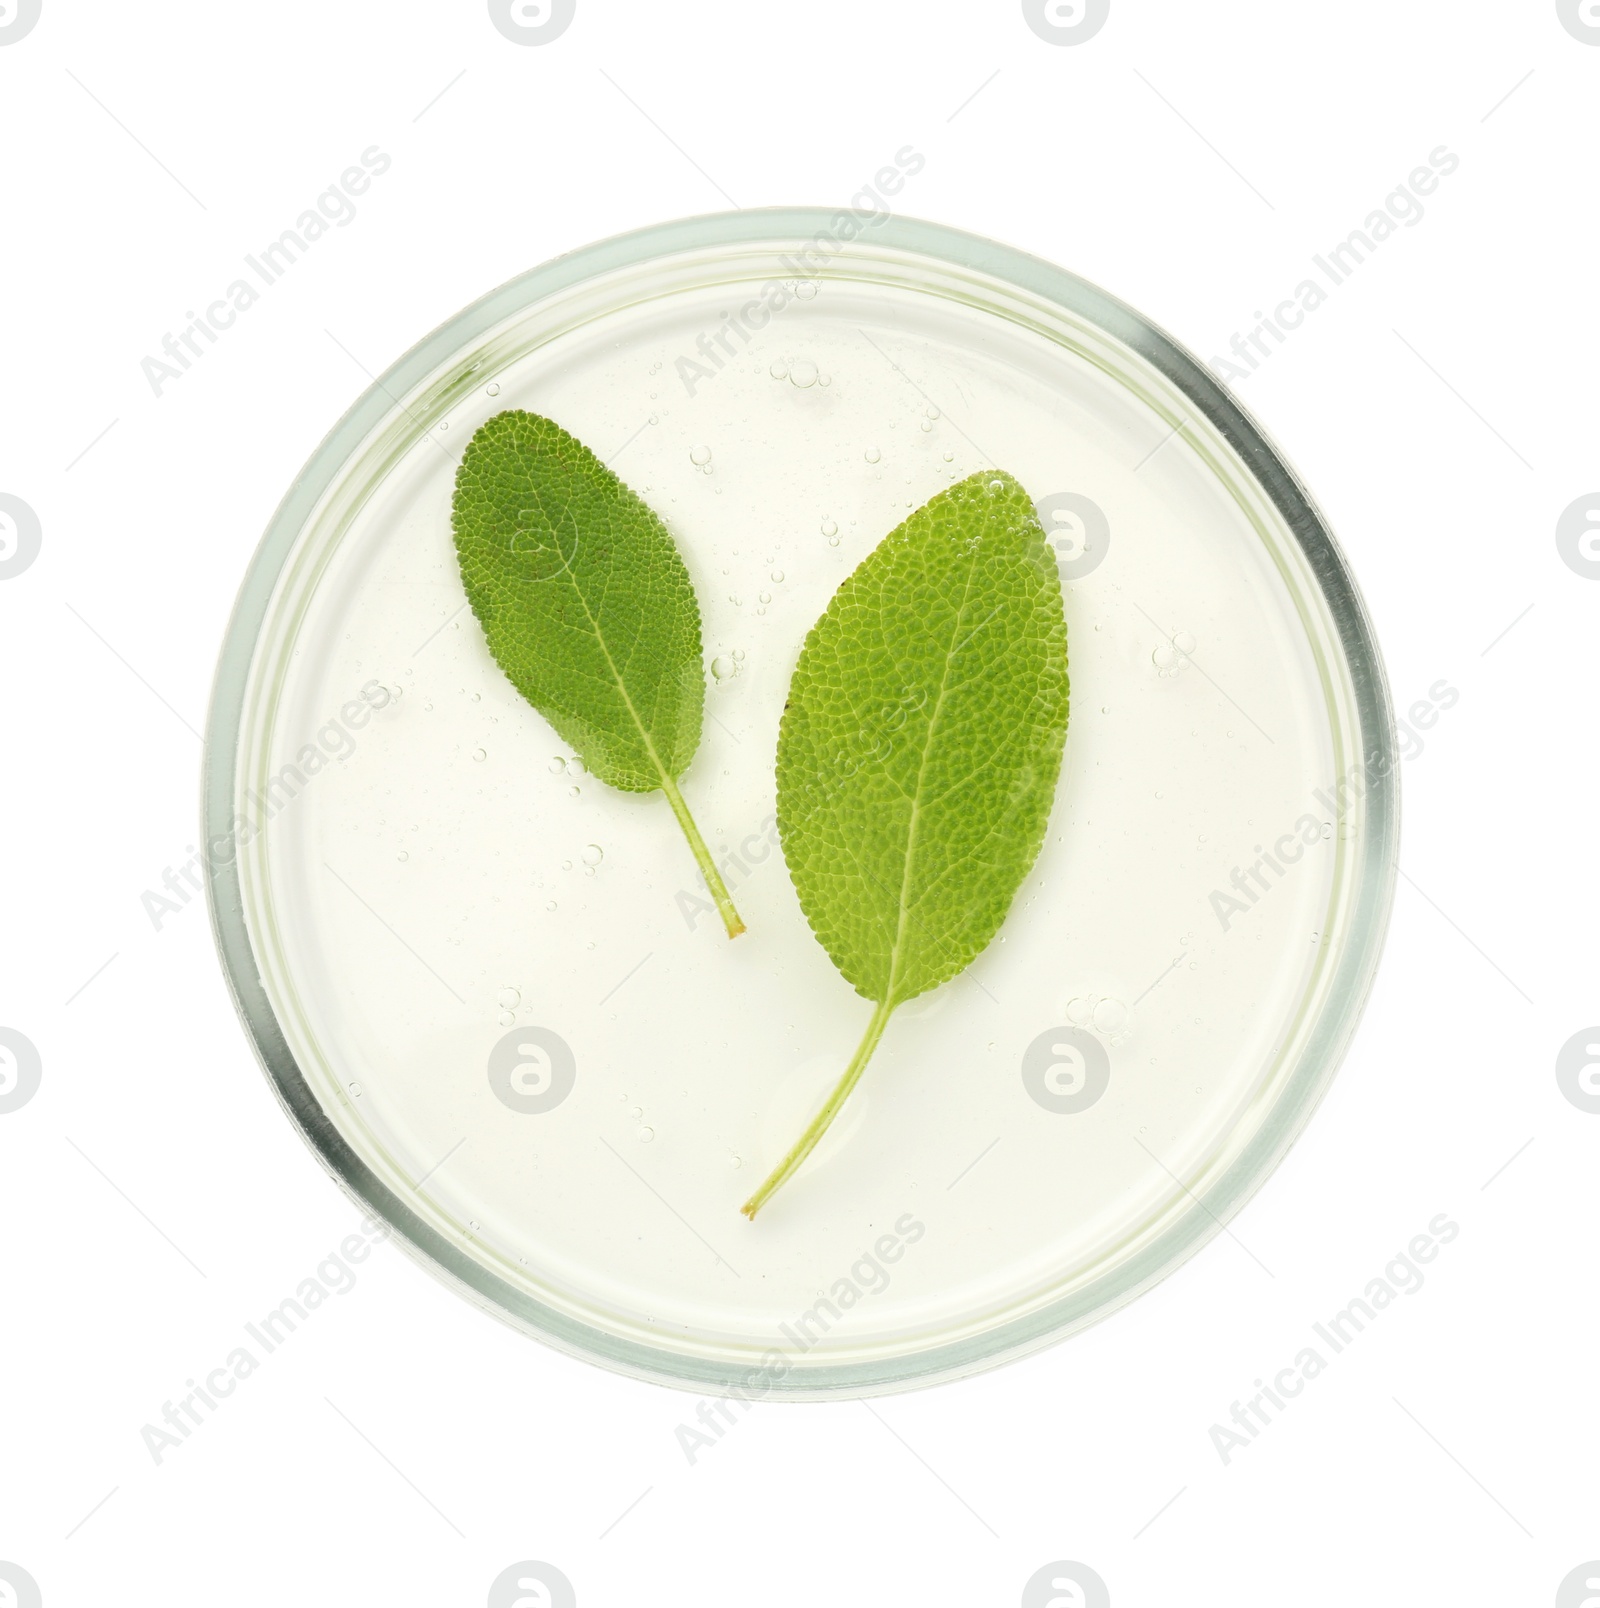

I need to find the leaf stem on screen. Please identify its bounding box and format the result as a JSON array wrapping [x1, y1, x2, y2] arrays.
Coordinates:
[[741, 997, 897, 1219], [658, 773, 746, 939]]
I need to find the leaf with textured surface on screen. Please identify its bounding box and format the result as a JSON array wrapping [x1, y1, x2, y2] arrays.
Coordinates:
[[452, 410, 744, 936], [743, 470, 1069, 1216]]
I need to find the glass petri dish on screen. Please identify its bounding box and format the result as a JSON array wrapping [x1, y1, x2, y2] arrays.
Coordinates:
[[204, 210, 1398, 1398]]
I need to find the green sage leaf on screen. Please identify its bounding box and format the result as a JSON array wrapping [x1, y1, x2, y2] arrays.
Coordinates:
[[744, 470, 1069, 1215], [452, 410, 744, 936]]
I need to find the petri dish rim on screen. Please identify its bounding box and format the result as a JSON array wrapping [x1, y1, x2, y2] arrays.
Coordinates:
[[203, 208, 1399, 1399]]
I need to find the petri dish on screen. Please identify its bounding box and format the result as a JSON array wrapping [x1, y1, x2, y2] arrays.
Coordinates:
[[204, 210, 1398, 1398]]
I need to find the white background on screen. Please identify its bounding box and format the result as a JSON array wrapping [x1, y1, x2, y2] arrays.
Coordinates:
[[2, 2, 1596, 1604]]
